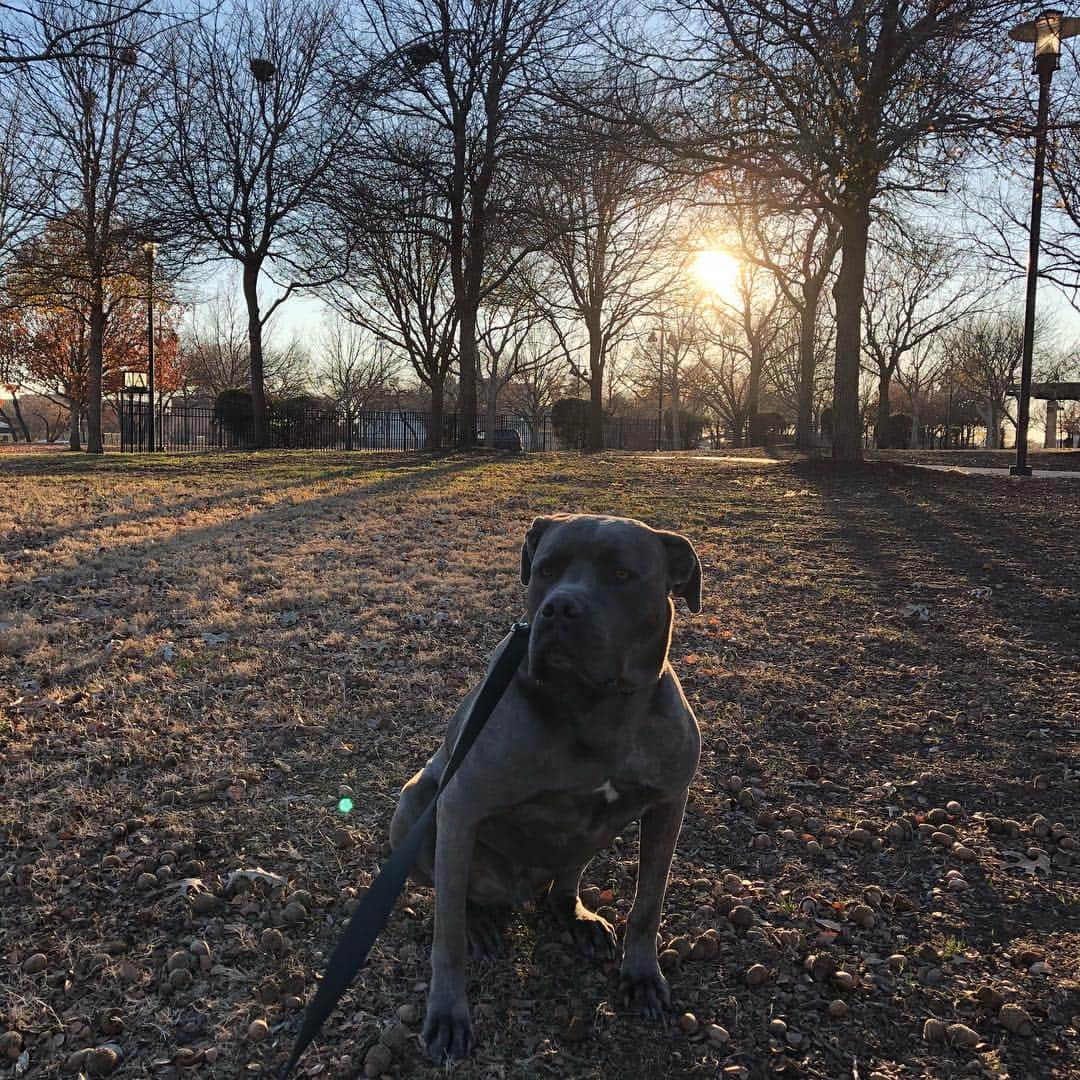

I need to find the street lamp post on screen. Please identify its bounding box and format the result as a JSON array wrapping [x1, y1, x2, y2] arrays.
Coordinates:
[[1008, 10, 1080, 475], [142, 241, 159, 451], [651, 317, 665, 451]]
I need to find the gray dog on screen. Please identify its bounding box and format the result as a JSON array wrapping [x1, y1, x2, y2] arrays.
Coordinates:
[[389, 513, 702, 1061]]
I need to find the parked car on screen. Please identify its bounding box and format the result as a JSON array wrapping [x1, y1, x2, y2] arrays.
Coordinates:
[[490, 428, 522, 451]]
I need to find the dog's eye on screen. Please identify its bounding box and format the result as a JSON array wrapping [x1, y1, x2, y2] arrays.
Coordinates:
[[538, 564, 556, 578], [613, 569, 631, 582]]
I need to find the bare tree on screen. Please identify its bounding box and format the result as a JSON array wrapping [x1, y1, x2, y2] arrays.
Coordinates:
[[894, 338, 947, 447], [22, 393, 68, 440], [320, 176, 458, 447], [624, 295, 706, 449], [1, 0, 166, 66], [499, 323, 570, 437], [181, 290, 251, 398], [702, 168, 840, 448], [477, 287, 562, 441], [317, 316, 399, 446], [861, 227, 983, 447], [683, 338, 749, 447], [532, 72, 677, 449], [180, 287, 311, 399], [353, 0, 582, 447], [1002, 55, 1080, 306], [21, 2, 158, 452], [947, 313, 1025, 449], [651, 0, 1023, 460], [154, 0, 349, 447], [747, 206, 839, 449], [701, 258, 785, 446], [768, 311, 834, 441], [0, 87, 49, 275]]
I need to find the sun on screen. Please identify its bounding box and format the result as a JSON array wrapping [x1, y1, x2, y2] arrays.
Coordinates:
[[692, 249, 741, 304]]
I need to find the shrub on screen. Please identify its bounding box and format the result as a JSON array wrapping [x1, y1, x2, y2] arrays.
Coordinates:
[[214, 388, 253, 438], [886, 412, 912, 449], [552, 398, 591, 446]]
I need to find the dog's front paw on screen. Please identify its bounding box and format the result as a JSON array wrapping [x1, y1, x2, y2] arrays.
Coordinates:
[[617, 960, 671, 1019], [422, 994, 472, 1063], [569, 905, 617, 960]]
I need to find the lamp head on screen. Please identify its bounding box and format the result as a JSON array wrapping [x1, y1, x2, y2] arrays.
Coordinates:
[[1037, 9, 1064, 66], [1010, 9, 1080, 72]]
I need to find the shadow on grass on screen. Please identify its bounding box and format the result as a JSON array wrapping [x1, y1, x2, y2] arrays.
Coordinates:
[[793, 463, 1079, 650], [0, 448, 460, 478], [2, 453, 491, 558], [5, 453, 501, 693]]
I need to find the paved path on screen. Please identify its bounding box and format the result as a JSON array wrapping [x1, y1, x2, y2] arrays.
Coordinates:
[[910, 464, 1080, 479], [655, 454, 784, 466], [654, 453, 1080, 477]]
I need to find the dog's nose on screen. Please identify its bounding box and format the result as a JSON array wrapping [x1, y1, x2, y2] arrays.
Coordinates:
[[540, 593, 582, 620]]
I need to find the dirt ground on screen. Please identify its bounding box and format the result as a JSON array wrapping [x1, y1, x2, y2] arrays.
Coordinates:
[[1, 450, 1078, 1080]]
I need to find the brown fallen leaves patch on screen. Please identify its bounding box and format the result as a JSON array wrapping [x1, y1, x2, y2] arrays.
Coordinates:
[[1, 449, 1078, 1080]]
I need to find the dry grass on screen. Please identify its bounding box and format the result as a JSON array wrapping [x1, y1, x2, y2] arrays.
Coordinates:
[[1, 450, 1078, 1080]]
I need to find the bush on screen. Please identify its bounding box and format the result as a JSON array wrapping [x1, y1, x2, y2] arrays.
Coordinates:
[[269, 395, 330, 448], [552, 398, 591, 446], [885, 412, 912, 449], [214, 388, 253, 438]]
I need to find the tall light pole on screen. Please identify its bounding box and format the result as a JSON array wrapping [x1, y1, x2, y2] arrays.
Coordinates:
[[650, 317, 665, 450], [1008, 10, 1080, 475], [142, 241, 159, 452]]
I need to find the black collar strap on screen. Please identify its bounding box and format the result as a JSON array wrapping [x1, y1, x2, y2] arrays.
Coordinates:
[[278, 620, 531, 1079]]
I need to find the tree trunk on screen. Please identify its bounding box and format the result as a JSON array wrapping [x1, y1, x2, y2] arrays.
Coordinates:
[[243, 259, 267, 449], [831, 206, 871, 462], [9, 395, 32, 443], [670, 369, 682, 450], [588, 369, 604, 451], [795, 292, 819, 450], [485, 376, 499, 450], [909, 406, 920, 449], [875, 370, 892, 449], [428, 377, 445, 450], [747, 343, 763, 446], [86, 282, 105, 454], [69, 407, 82, 451], [458, 305, 478, 449], [587, 318, 604, 451]]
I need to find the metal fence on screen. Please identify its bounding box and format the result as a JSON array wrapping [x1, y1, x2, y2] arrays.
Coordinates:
[[118, 400, 663, 453]]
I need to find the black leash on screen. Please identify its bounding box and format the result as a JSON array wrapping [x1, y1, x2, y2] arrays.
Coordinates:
[[278, 620, 531, 1079]]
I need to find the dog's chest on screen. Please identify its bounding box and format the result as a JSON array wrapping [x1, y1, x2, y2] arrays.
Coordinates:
[[478, 777, 660, 868]]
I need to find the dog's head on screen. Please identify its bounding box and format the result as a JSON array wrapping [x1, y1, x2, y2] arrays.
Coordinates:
[[519, 513, 701, 694]]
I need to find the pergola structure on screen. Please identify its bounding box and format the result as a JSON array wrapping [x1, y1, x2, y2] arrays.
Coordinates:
[[1012, 382, 1080, 446]]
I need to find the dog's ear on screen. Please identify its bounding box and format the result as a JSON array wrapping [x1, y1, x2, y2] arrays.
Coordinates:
[[657, 530, 702, 614], [520, 516, 563, 585]]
